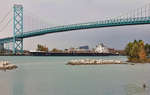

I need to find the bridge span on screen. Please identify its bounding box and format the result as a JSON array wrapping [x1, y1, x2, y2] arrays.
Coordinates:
[[0, 4, 150, 54], [1, 17, 150, 43]]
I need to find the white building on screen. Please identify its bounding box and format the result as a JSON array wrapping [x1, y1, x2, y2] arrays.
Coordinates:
[[95, 43, 109, 53]]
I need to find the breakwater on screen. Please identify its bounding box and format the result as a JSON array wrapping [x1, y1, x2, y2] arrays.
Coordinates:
[[67, 59, 126, 65], [0, 61, 18, 70]]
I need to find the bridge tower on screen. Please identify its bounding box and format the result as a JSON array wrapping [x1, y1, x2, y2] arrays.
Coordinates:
[[13, 4, 23, 54]]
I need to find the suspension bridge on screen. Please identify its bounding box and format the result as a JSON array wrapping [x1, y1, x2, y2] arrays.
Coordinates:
[[0, 4, 150, 54]]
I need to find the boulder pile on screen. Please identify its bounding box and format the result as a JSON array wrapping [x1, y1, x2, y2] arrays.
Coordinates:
[[68, 59, 125, 65], [0, 61, 18, 70]]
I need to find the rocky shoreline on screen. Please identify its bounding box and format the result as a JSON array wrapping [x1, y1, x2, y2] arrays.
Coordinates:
[[0, 61, 18, 70], [67, 59, 127, 65]]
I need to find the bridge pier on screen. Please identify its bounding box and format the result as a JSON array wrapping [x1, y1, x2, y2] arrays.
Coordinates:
[[13, 38, 23, 54], [0, 43, 4, 51]]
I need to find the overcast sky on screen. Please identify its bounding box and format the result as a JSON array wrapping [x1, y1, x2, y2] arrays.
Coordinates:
[[0, 0, 150, 50]]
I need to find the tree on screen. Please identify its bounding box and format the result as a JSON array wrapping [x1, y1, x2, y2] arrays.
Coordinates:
[[125, 40, 147, 62], [51, 48, 63, 53], [145, 43, 150, 55], [125, 41, 139, 59], [138, 40, 146, 60], [138, 48, 146, 60], [36, 44, 49, 52]]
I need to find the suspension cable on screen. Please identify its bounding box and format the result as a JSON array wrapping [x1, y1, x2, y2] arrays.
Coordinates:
[[0, 18, 12, 33], [0, 10, 11, 26]]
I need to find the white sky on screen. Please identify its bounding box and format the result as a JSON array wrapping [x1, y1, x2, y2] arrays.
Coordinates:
[[0, 0, 150, 50]]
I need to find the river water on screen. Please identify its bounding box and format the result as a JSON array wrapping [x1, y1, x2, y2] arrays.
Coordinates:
[[0, 56, 150, 95]]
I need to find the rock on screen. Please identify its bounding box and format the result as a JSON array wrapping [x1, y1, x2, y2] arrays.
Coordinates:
[[67, 59, 125, 65], [143, 83, 146, 89], [0, 61, 18, 70]]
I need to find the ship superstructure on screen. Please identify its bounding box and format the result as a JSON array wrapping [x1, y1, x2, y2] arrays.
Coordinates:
[[95, 43, 109, 53]]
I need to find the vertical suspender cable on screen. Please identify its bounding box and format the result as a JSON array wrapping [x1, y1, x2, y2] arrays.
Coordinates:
[[145, 5, 147, 18], [149, 4, 150, 17]]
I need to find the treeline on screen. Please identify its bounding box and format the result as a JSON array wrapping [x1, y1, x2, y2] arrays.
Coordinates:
[[36, 44, 62, 52], [36, 44, 49, 52], [125, 40, 150, 63]]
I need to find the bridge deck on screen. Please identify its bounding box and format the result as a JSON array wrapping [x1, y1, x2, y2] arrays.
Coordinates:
[[1, 17, 150, 44]]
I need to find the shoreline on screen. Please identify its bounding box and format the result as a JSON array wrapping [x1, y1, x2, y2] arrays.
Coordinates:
[[0, 52, 121, 56]]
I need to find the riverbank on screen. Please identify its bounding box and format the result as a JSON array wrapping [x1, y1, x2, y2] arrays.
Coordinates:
[[0, 52, 120, 56], [30, 52, 120, 56]]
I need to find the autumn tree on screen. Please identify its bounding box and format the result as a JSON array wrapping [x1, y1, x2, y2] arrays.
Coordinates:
[[51, 48, 63, 53], [145, 43, 150, 56], [138, 40, 146, 60], [36, 44, 49, 52], [125, 40, 147, 62]]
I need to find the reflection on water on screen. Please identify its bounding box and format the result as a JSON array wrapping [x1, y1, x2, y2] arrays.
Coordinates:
[[12, 70, 26, 95], [125, 83, 147, 95]]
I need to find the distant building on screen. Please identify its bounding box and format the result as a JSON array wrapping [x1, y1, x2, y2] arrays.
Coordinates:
[[79, 46, 89, 50], [67, 48, 76, 53], [95, 43, 109, 53]]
